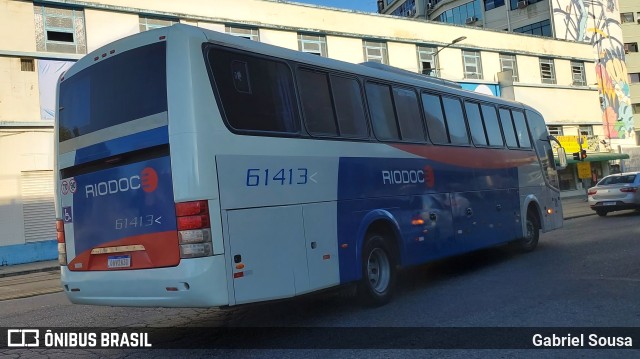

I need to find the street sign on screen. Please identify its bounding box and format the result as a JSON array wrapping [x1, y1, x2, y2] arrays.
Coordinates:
[[576, 161, 592, 179]]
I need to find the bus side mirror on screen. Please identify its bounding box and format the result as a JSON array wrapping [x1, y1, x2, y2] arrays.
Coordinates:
[[556, 147, 567, 170]]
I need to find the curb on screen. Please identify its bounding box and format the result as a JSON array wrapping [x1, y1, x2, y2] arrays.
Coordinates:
[[564, 213, 595, 220], [0, 265, 59, 279]]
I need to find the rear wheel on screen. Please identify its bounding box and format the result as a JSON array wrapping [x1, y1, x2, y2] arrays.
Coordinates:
[[516, 211, 539, 252], [596, 209, 608, 217], [358, 233, 397, 306]]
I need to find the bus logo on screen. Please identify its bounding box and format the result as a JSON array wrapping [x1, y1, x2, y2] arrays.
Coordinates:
[[141, 167, 158, 193], [85, 167, 159, 198]]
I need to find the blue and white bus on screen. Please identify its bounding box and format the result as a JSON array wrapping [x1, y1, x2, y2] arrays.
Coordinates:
[[55, 24, 567, 307]]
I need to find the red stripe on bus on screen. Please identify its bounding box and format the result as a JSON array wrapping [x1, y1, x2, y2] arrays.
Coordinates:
[[68, 231, 179, 271], [391, 144, 538, 169]]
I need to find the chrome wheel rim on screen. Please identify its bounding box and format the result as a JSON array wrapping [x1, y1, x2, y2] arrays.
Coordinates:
[[367, 248, 390, 294]]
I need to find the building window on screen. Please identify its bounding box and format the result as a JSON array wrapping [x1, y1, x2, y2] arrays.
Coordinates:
[[390, 0, 417, 17], [499, 54, 518, 82], [417, 46, 438, 77], [298, 34, 327, 57], [510, 0, 544, 10], [20, 59, 35, 72], [462, 50, 483, 80], [139, 15, 177, 32], [34, 5, 86, 54], [621, 12, 635, 23], [539, 58, 556, 84], [225, 26, 259, 41], [629, 73, 640, 83], [571, 61, 586, 86], [484, 0, 505, 11], [547, 126, 563, 136], [633, 103, 640, 114], [363, 40, 388, 64], [513, 19, 552, 37], [625, 43, 638, 53], [579, 125, 593, 136], [436, 0, 483, 25]]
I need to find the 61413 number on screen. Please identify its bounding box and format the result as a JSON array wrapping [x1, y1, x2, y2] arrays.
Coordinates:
[[246, 168, 308, 186]]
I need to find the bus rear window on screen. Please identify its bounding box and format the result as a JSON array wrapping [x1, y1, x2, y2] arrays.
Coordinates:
[[58, 42, 167, 142]]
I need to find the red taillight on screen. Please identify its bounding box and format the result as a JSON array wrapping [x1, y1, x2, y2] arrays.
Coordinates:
[[175, 201, 213, 258], [56, 220, 65, 243], [177, 215, 210, 231], [620, 187, 638, 193], [587, 189, 597, 195], [175, 200, 209, 217], [56, 219, 67, 265]]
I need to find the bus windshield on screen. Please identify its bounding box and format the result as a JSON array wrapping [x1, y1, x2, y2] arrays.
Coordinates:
[[58, 42, 167, 142]]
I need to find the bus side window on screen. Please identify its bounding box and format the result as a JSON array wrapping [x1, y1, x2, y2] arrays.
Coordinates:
[[297, 69, 338, 136], [330, 75, 369, 138], [392, 87, 425, 142], [498, 108, 518, 148], [464, 101, 488, 146], [511, 110, 531, 148], [480, 104, 503, 147], [421, 92, 447, 144], [208, 48, 300, 134], [442, 97, 469, 145], [366, 82, 400, 141]]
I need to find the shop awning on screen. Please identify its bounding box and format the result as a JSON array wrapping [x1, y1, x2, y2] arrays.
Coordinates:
[[557, 152, 630, 165]]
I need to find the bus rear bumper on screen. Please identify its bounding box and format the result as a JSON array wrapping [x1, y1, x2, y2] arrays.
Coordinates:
[[61, 255, 229, 307]]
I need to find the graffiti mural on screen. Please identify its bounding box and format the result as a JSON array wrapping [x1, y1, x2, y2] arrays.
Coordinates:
[[552, 0, 634, 141]]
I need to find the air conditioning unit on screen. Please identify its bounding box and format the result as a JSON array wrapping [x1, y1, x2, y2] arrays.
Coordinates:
[[517, 0, 528, 9], [465, 16, 478, 24], [426, 3, 434, 11]]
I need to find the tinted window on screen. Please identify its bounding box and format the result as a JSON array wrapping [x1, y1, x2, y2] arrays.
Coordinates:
[[442, 97, 469, 145], [481, 105, 503, 147], [331, 75, 368, 138], [465, 102, 487, 146], [208, 47, 299, 133], [499, 108, 518, 147], [599, 175, 637, 185], [366, 82, 399, 141], [298, 69, 337, 136], [511, 110, 531, 148], [59, 42, 167, 141], [393, 87, 425, 142], [421, 93, 447, 144]]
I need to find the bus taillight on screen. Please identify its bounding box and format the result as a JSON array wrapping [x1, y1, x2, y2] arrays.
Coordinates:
[[56, 219, 67, 266], [175, 200, 213, 259]]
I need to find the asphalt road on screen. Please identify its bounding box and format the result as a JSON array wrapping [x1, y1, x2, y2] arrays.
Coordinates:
[[1, 211, 640, 357]]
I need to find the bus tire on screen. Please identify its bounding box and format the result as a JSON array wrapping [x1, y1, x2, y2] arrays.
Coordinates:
[[516, 211, 539, 252], [357, 233, 397, 307]]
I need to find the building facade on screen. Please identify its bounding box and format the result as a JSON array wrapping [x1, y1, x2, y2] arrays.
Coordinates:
[[381, 0, 635, 147], [0, 0, 619, 264]]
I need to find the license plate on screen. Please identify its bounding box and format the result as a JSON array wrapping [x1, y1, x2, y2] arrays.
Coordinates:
[[108, 255, 131, 268], [603, 201, 616, 206]]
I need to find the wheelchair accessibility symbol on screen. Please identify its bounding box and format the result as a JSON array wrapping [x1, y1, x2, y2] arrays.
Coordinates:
[[63, 206, 72, 223]]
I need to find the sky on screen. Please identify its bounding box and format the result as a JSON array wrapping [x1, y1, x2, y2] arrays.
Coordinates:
[[289, 0, 378, 13]]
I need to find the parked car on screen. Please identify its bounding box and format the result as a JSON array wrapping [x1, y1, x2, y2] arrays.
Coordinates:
[[588, 171, 640, 216]]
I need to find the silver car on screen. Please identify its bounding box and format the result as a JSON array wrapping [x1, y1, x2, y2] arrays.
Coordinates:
[[588, 171, 640, 216]]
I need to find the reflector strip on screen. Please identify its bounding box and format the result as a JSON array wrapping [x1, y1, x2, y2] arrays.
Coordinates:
[[91, 244, 146, 254]]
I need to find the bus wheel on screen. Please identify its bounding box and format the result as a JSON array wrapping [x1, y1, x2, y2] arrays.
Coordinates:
[[517, 212, 539, 252], [358, 233, 397, 306]]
